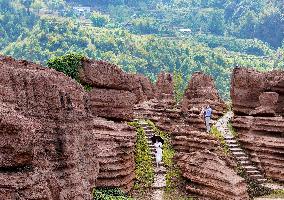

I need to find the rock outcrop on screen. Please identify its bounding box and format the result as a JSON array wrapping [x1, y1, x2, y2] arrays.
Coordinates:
[[92, 119, 136, 192], [154, 72, 175, 109], [231, 67, 284, 182], [134, 71, 247, 199], [0, 56, 136, 199], [79, 59, 155, 120], [181, 72, 226, 118], [177, 151, 249, 200], [231, 67, 284, 116]]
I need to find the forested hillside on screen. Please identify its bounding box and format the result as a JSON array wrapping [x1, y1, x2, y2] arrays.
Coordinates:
[[0, 0, 283, 99]]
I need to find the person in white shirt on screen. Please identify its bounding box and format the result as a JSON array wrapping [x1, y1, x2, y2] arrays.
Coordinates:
[[154, 140, 163, 168]]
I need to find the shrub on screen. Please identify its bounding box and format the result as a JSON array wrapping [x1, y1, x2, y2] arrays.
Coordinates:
[[90, 11, 110, 27], [93, 187, 133, 200], [47, 52, 84, 80]]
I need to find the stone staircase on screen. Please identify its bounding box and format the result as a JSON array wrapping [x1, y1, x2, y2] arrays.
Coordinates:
[[134, 119, 166, 200], [215, 112, 267, 183]]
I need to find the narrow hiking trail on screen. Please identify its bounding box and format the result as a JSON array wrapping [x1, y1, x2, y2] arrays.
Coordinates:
[[215, 111, 284, 198], [137, 120, 167, 200], [215, 111, 267, 183]]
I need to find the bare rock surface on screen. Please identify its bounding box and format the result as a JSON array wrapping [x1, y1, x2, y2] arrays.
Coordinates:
[[231, 67, 284, 182], [79, 59, 155, 120], [0, 56, 136, 199], [154, 72, 175, 109], [232, 116, 284, 182], [181, 72, 226, 118], [177, 151, 249, 200], [231, 67, 284, 116]]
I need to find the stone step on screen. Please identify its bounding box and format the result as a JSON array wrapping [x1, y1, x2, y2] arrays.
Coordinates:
[[250, 174, 263, 178], [229, 148, 243, 152], [227, 144, 238, 148], [239, 160, 250, 165], [223, 135, 234, 139], [246, 170, 261, 175], [256, 178, 267, 183], [235, 156, 249, 160], [232, 151, 246, 156], [226, 139, 238, 144], [243, 165, 257, 170], [154, 166, 167, 174]]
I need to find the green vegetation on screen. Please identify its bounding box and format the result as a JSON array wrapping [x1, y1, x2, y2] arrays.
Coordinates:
[[236, 165, 272, 198], [93, 187, 133, 200], [90, 11, 110, 27], [264, 189, 284, 198], [210, 126, 229, 155], [228, 123, 238, 138], [146, 120, 181, 190], [47, 52, 84, 79], [1, 0, 284, 100], [128, 121, 154, 189]]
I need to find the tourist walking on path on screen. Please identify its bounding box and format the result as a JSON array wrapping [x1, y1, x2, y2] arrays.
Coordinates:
[[202, 105, 213, 133], [154, 140, 163, 168]]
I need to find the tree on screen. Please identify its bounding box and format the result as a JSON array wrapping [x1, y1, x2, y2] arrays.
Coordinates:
[[90, 11, 110, 27], [22, 0, 33, 14]]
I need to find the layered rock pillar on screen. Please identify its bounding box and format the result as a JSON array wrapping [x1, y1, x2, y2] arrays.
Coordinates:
[[231, 67, 284, 182]]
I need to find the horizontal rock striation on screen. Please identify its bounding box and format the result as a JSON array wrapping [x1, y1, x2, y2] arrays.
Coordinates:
[[0, 56, 136, 199], [79, 59, 155, 120], [91, 118, 136, 192], [231, 67, 284, 182], [231, 67, 284, 116], [177, 151, 249, 200], [181, 72, 227, 119], [232, 116, 284, 182]]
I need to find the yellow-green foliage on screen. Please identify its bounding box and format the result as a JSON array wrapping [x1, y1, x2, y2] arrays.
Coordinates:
[[210, 126, 230, 155], [266, 189, 284, 198], [128, 121, 154, 189], [228, 123, 238, 138], [146, 120, 181, 190]]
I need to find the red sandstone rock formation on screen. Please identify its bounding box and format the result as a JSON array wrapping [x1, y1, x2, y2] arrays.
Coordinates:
[[79, 59, 154, 120], [135, 71, 248, 199], [181, 72, 226, 118], [154, 72, 175, 109], [177, 151, 249, 200], [232, 116, 284, 182], [0, 56, 136, 199], [231, 67, 284, 116], [231, 67, 284, 182], [91, 118, 136, 192]]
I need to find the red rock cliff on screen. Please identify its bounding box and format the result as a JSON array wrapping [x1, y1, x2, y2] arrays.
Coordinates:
[[231, 67, 284, 182], [0, 56, 136, 199]]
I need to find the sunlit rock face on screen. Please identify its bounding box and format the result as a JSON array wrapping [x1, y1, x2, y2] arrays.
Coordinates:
[[181, 72, 227, 119], [177, 151, 249, 200], [134, 71, 248, 199], [231, 67, 284, 182], [0, 56, 136, 199], [79, 59, 155, 121]]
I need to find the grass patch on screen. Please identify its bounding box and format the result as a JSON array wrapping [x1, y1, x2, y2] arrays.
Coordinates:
[[128, 121, 154, 190], [210, 126, 230, 155], [264, 189, 284, 198], [93, 187, 133, 200]]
